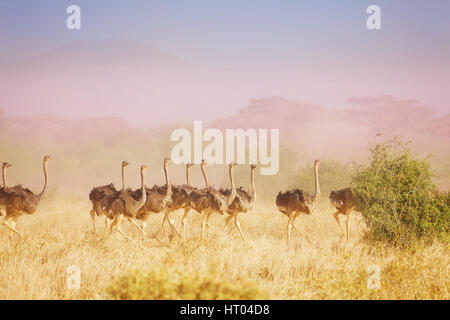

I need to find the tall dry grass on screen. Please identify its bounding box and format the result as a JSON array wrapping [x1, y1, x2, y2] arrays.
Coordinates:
[[0, 193, 448, 300]]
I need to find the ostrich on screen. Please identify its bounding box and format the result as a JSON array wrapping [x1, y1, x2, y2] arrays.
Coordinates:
[[106, 165, 148, 240], [189, 161, 236, 239], [135, 158, 181, 239], [0, 162, 13, 216], [276, 160, 321, 247], [0, 155, 52, 236], [156, 163, 197, 239], [329, 187, 357, 241], [221, 164, 257, 240], [88, 161, 129, 234], [156, 163, 194, 239]]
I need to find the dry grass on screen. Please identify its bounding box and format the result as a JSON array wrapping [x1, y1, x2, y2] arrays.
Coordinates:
[[0, 193, 448, 300]]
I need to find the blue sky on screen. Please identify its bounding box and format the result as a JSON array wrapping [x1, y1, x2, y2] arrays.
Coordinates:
[[1, 0, 449, 67], [0, 0, 449, 121]]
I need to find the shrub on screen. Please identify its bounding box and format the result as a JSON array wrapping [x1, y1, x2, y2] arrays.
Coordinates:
[[107, 267, 268, 300], [351, 138, 449, 246]]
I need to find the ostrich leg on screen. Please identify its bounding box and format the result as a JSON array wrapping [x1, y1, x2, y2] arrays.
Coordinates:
[[200, 211, 213, 240], [109, 214, 132, 241], [127, 217, 147, 236], [292, 217, 312, 244], [233, 213, 245, 241], [156, 211, 181, 240], [181, 208, 189, 239], [103, 217, 111, 237], [2, 213, 22, 237], [333, 211, 345, 237], [345, 214, 351, 241], [90, 209, 97, 233], [286, 212, 294, 248]]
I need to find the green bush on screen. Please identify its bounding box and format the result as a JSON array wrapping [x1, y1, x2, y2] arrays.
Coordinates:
[[351, 138, 449, 246], [107, 267, 268, 300]]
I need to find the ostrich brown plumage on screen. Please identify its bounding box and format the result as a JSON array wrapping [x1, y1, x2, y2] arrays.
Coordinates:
[[0, 156, 52, 237], [329, 187, 357, 241], [221, 164, 257, 240], [88, 161, 129, 235], [276, 159, 321, 247], [0, 162, 13, 216], [134, 158, 181, 239], [106, 165, 148, 240], [189, 161, 236, 240], [156, 163, 200, 239], [154, 163, 195, 240]]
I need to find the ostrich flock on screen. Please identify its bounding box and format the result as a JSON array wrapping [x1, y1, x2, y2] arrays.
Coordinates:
[[0, 156, 357, 247]]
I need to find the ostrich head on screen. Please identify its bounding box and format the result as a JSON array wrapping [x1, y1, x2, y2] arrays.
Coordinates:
[[141, 165, 148, 172], [187, 162, 193, 168], [250, 164, 256, 170], [2, 162, 12, 169], [44, 155, 53, 162], [164, 157, 171, 167], [314, 159, 321, 166], [122, 161, 130, 167]]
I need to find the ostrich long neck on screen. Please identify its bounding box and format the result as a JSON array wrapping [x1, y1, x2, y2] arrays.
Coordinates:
[[250, 168, 256, 203], [201, 163, 210, 188], [121, 165, 126, 191], [2, 166, 7, 188], [164, 164, 172, 197], [38, 161, 49, 198], [227, 165, 237, 206], [313, 164, 320, 201], [186, 165, 191, 185], [138, 169, 147, 207]]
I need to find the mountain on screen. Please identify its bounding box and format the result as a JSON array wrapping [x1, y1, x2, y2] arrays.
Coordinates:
[[0, 38, 244, 124]]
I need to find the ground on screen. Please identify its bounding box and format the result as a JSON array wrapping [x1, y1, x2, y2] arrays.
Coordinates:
[[0, 194, 448, 299]]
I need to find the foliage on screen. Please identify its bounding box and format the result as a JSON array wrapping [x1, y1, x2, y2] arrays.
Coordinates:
[[351, 138, 450, 246], [107, 266, 268, 300]]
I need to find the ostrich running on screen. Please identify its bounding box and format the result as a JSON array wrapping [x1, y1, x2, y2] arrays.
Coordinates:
[[221, 164, 257, 240], [154, 163, 195, 240], [189, 161, 236, 239], [106, 165, 148, 240], [0, 156, 52, 236], [156, 163, 205, 239], [0, 162, 13, 216], [329, 187, 358, 241], [89, 161, 129, 234], [276, 160, 321, 247], [135, 158, 181, 239]]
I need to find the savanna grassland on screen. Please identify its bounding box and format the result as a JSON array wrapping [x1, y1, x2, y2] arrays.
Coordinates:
[[0, 194, 448, 300], [0, 108, 449, 300]]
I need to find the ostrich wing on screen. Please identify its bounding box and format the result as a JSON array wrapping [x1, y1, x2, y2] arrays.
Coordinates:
[[168, 185, 191, 209], [276, 189, 311, 214], [189, 189, 213, 213], [89, 183, 117, 208], [224, 187, 253, 214], [2, 185, 40, 214]]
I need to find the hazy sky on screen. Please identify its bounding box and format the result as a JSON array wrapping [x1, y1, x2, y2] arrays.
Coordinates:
[[0, 0, 449, 122]]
